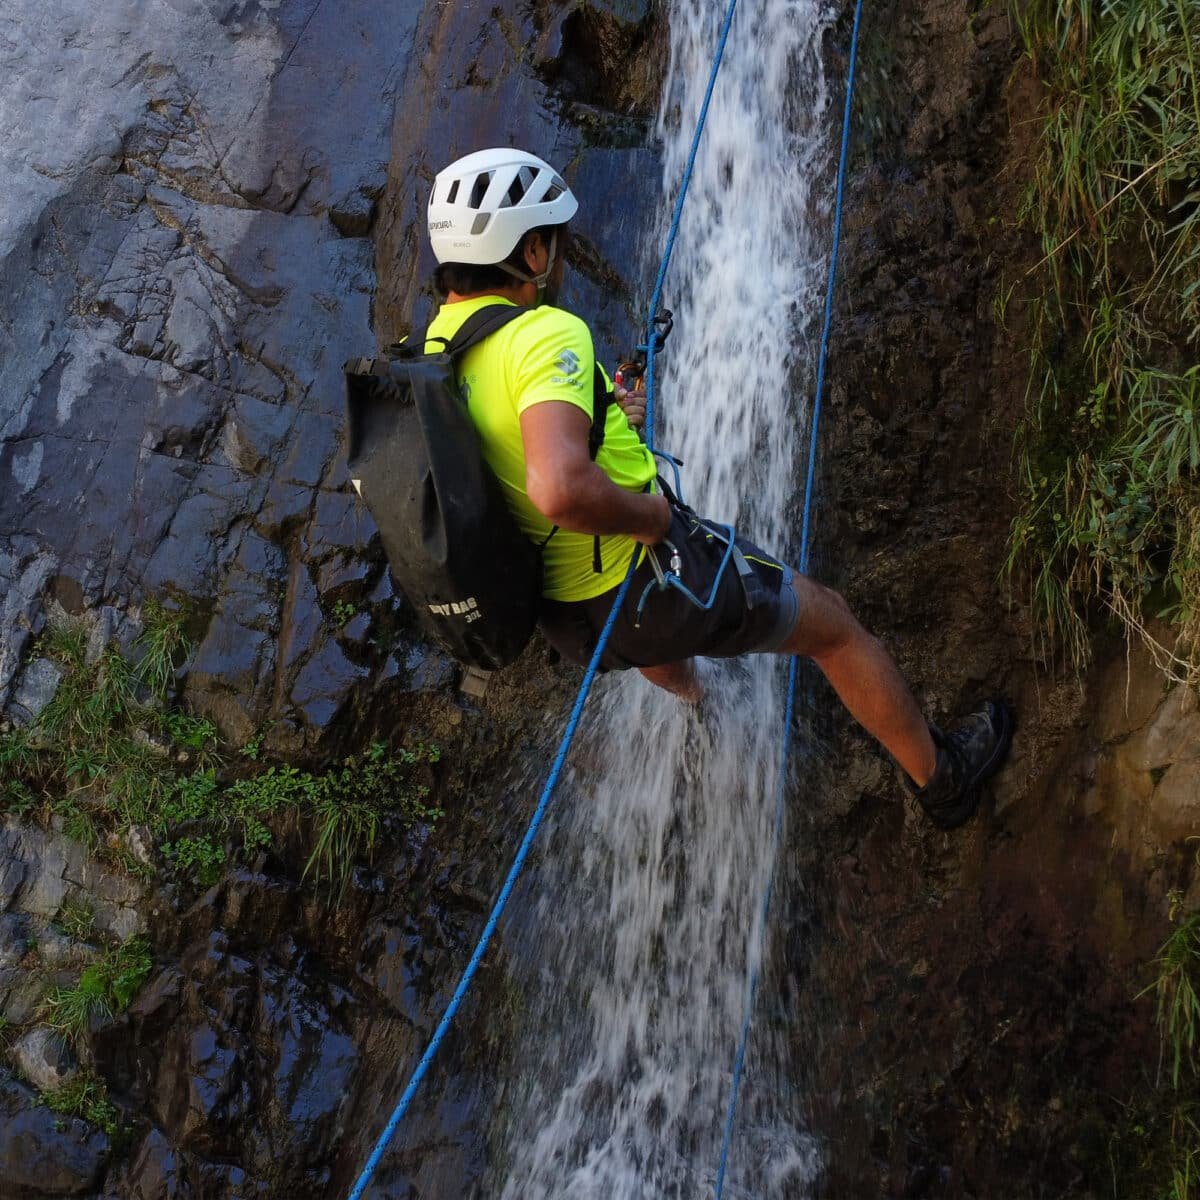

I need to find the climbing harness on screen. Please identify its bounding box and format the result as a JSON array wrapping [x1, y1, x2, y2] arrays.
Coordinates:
[[345, 0, 862, 1190], [614, 313, 747, 624], [633, 501, 757, 627], [616, 309, 748, 625]]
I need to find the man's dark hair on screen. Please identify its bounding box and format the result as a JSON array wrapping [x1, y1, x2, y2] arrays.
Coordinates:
[[433, 224, 565, 297]]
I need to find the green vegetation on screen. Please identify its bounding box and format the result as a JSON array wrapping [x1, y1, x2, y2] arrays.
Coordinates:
[[0, 606, 443, 892], [331, 599, 358, 627], [56, 897, 96, 942], [1110, 898, 1200, 1198], [304, 741, 442, 894], [0, 604, 207, 840], [1005, 0, 1200, 677], [37, 1072, 122, 1137], [158, 745, 442, 891], [239, 729, 266, 761], [1147, 907, 1200, 1090], [41, 935, 153, 1047], [162, 709, 217, 750]]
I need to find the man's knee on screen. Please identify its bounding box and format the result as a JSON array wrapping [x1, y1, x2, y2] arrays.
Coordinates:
[[781, 574, 861, 660], [639, 660, 703, 703]]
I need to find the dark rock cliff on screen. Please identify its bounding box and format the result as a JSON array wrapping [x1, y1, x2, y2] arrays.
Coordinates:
[[1, 0, 664, 1195], [793, 0, 1200, 1195], [1, 0, 417, 758]]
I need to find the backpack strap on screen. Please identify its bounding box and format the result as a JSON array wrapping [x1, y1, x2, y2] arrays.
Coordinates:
[[344, 355, 391, 376], [436, 305, 610, 461], [434, 303, 615, 575], [443, 305, 611, 462], [442, 303, 532, 357], [587, 363, 610, 461], [587, 364, 613, 573]]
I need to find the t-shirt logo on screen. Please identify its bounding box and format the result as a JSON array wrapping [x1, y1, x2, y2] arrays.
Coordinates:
[[552, 349, 582, 387]]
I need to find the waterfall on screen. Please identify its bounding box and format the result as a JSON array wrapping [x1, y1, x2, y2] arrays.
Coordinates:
[[491, 0, 837, 1194]]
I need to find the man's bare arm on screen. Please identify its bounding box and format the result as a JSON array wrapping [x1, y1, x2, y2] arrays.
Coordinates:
[[520, 401, 669, 545]]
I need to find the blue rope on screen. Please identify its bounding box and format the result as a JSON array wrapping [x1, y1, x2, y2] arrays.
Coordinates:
[[346, 557, 638, 1200], [713, 0, 864, 1193], [800, 0, 864, 574], [644, 0, 741, 450]]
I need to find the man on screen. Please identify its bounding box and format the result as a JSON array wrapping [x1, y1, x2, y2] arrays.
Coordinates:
[[423, 147, 1013, 828]]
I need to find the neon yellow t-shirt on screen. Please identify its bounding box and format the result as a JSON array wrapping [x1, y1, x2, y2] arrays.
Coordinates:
[[425, 297, 656, 601]]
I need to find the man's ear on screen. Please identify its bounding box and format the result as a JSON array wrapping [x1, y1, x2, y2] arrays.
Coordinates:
[[522, 230, 545, 274]]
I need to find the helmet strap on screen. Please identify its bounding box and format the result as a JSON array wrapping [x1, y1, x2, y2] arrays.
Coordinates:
[[495, 229, 559, 304]]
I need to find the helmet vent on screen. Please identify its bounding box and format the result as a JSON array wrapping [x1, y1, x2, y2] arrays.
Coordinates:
[[446, 179, 460, 204], [470, 213, 492, 236], [468, 172, 492, 209], [501, 165, 535, 209]]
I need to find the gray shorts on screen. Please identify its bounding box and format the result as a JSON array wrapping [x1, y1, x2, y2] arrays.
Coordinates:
[[538, 505, 799, 670]]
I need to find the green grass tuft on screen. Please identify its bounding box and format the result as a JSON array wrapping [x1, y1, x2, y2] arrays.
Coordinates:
[[37, 1072, 123, 1137], [40, 935, 152, 1047], [1006, 0, 1200, 677], [303, 740, 443, 896], [1, 605, 442, 897], [1113, 898, 1200, 1198], [135, 599, 190, 703], [1146, 909, 1200, 1089], [56, 897, 95, 942], [5, 608, 208, 831]]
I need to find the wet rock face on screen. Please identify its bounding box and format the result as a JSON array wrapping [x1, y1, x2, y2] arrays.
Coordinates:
[[113, 937, 358, 1191], [94, 891, 368, 1194], [11, 1026, 80, 1095], [92, 739, 563, 1199], [375, 0, 662, 358], [0, 817, 148, 943], [0, 0, 422, 748], [1085, 659, 1200, 859], [0, 1075, 109, 1198], [0, 912, 32, 968], [2, 0, 662, 748]]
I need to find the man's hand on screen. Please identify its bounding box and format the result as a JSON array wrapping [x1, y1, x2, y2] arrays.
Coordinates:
[[614, 383, 647, 431]]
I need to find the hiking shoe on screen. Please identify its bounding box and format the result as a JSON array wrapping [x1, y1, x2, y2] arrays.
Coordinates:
[[913, 698, 1015, 829]]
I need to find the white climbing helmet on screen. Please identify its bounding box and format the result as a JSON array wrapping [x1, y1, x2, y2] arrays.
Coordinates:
[[428, 148, 578, 267]]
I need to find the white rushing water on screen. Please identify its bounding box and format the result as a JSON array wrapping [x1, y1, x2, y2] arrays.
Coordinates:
[[492, 0, 836, 1194]]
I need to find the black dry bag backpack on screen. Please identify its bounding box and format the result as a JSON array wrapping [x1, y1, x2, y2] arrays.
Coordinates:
[[344, 304, 608, 671]]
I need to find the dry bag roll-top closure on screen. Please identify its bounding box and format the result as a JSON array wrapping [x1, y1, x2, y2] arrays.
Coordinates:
[[343, 304, 609, 672]]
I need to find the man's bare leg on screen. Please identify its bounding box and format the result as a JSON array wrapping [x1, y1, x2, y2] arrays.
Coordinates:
[[639, 659, 704, 704], [633, 576, 936, 781], [781, 574, 937, 787]]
